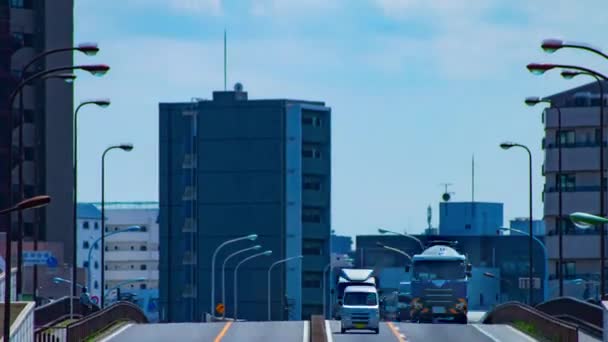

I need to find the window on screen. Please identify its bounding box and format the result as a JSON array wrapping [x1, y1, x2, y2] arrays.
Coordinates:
[[94, 281, 99, 289], [557, 130, 575, 147], [83, 241, 90, 249], [303, 239, 324, 255], [130, 246, 134, 251], [83, 221, 90, 229], [302, 145, 321, 159], [557, 173, 575, 191], [94, 261, 99, 269], [141, 264, 147, 270], [105, 265, 108, 270], [114, 246, 118, 250], [94, 222, 99, 230], [303, 175, 322, 191], [94, 243, 99, 250], [12, 32, 34, 47], [302, 207, 322, 223], [182, 186, 195, 201], [140, 245, 148, 251], [10, 0, 33, 9], [564, 262, 576, 278], [302, 272, 322, 288], [302, 115, 322, 127], [140, 225, 148, 232], [131, 265, 134, 269], [140, 283, 147, 289], [24, 147, 34, 161], [465, 224, 472, 230], [83, 261, 89, 268]]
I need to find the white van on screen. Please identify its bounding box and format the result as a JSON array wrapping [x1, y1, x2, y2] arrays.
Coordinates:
[[340, 285, 380, 334]]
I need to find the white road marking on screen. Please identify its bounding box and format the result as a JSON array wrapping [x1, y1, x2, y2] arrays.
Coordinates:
[[98, 323, 134, 342], [302, 321, 309, 342], [325, 320, 334, 342], [472, 324, 500, 342], [505, 325, 537, 342]]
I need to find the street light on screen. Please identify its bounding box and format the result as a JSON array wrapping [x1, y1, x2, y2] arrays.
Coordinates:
[[377, 228, 424, 252], [100, 143, 132, 307], [86, 226, 142, 298], [210, 234, 258, 317], [0, 195, 50, 342], [53, 277, 84, 288], [500, 141, 534, 305], [104, 277, 146, 306], [376, 242, 413, 262], [220, 245, 261, 318], [541, 39, 608, 60], [233, 250, 272, 320], [525, 96, 565, 296], [267, 255, 303, 321]]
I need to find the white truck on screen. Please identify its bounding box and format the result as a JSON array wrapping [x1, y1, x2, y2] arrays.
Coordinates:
[[340, 285, 380, 334], [333, 268, 377, 319]]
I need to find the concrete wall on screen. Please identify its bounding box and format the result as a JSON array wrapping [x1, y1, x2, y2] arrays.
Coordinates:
[[439, 202, 503, 236]]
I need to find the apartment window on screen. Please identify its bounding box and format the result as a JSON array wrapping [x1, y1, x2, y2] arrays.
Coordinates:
[[83, 241, 90, 249], [182, 218, 196, 232], [83, 221, 90, 229], [182, 186, 195, 201], [140, 225, 147, 232], [302, 115, 322, 127], [303, 239, 324, 255], [140, 284, 147, 289], [303, 175, 322, 191], [114, 246, 118, 250], [94, 261, 99, 269], [11, 32, 34, 47], [83, 261, 89, 268], [140, 245, 147, 251], [10, 0, 33, 9], [131, 265, 134, 269], [557, 174, 575, 191], [557, 130, 575, 146], [183, 154, 196, 168], [130, 246, 134, 251], [564, 262, 576, 278], [94, 222, 99, 230], [302, 207, 322, 223], [24, 147, 34, 161], [302, 145, 321, 159], [465, 224, 472, 230], [94, 242, 99, 250], [94, 281, 99, 289], [140, 264, 147, 270], [302, 272, 322, 288], [105, 265, 108, 270], [596, 129, 603, 145]]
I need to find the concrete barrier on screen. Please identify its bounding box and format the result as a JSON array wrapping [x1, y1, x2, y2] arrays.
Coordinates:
[[310, 315, 326, 342], [536, 296, 602, 338]]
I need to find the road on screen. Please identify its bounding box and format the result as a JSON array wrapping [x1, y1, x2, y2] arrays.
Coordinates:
[[105, 320, 537, 342]]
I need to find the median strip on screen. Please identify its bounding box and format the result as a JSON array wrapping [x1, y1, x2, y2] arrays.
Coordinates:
[[213, 321, 233, 342], [387, 322, 406, 342]]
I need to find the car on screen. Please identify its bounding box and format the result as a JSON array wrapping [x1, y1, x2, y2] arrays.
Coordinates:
[[340, 285, 380, 334]]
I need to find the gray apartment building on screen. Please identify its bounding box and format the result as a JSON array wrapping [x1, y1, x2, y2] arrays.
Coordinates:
[[159, 85, 331, 322], [542, 81, 608, 298], [0, 2, 74, 275]]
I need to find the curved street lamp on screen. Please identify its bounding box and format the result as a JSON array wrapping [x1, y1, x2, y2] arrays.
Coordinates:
[[104, 277, 147, 306], [541, 39, 608, 60], [376, 241, 413, 262], [233, 250, 272, 320], [220, 245, 261, 318], [500, 141, 534, 305], [377, 228, 424, 252], [267, 255, 303, 320], [210, 234, 258, 316]]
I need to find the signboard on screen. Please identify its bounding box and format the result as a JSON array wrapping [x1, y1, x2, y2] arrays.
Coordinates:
[[215, 303, 225, 315], [23, 251, 54, 266], [91, 296, 99, 305]]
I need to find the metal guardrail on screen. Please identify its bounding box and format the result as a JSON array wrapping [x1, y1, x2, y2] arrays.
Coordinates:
[[536, 296, 603, 338], [482, 301, 579, 342], [34, 296, 84, 328]]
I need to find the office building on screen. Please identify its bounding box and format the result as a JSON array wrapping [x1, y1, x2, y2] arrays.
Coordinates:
[[330, 234, 352, 255], [542, 82, 608, 297], [439, 201, 503, 236], [509, 218, 546, 236], [76, 203, 102, 300], [99, 202, 159, 322], [159, 85, 331, 322], [0, 1, 75, 267]]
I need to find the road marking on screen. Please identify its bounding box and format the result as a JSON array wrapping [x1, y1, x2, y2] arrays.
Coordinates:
[[472, 324, 500, 342], [213, 321, 233, 342], [505, 325, 537, 342], [98, 323, 133, 342], [387, 322, 406, 342], [302, 321, 309, 342], [324, 320, 334, 342]]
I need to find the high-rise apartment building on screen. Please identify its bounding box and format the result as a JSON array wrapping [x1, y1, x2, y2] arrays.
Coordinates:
[[159, 85, 331, 322], [1, 1, 75, 268], [543, 81, 608, 296]]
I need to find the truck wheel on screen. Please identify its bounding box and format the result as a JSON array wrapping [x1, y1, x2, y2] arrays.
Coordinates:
[[373, 328, 379, 334]]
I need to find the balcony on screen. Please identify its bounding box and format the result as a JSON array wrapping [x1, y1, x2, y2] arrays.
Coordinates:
[[546, 235, 604, 259], [105, 251, 159, 262], [302, 158, 329, 174], [545, 147, 601, 172], [302, 126, 329, 143], [302, 255, 327, 271], [105, 232, 151, 242], [302, 189, 328, 207], [303, 223, 329, 239], [544, 190, 602, 216]]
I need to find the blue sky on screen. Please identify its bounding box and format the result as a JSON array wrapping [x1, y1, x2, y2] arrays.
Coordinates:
[[73, 0, 608, 237]]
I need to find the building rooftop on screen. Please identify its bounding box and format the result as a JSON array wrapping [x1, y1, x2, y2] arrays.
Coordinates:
[[85, 202, 159, 210], [77, 203, 102, 219]]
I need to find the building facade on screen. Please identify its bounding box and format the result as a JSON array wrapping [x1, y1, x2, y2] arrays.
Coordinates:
[[159, 86, 331, 322], [76, 203, 102, 300], [99, 202, 159, 322], [509, 218, 546, 236], [1, 1, 75, 268], [330, 234, 352, 255], [543, 82, 608, 298], [439, 201, 503, 236]]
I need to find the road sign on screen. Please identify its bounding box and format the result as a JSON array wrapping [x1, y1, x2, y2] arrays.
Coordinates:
[[46, 256, 58, 268], [23, 251, 54, 266], [91, 296, 99, 305], [216, 303, 225, 315]]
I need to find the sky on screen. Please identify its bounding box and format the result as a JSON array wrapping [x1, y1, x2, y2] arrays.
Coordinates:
[[73, 0, 608, 237]]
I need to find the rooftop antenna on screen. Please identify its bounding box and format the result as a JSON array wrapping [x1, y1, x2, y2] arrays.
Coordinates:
[[472, 154, 475, 203], [441, 183, 454, 202], [427, 205, 432, 229], [223, 29, 227, 91]]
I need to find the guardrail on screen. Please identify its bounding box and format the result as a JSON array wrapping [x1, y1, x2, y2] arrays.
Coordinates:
[[34, 297, 84, 328], [536, 296, 603, 338], [482, 301, 579, 342]]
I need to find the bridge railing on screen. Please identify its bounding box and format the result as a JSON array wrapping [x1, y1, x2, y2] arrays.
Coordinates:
[[34, 297, 84, 328], [535, 296, 603, 338], [482, 301, 578, 342]]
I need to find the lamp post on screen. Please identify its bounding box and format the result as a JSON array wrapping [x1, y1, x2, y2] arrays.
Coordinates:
[[233, 250, 272, 320], [541, 39, 608, 60], [267, 255, 303, 321], [571, 212, 608, 298], [0, 195, 50, 342], [100, 143, 132, 307], [376, 242, 413, 262], [377, 228, 425, 252], [499, 227, 548, 301], [220, 245, 261, 319], [500, 141, 534, 305], [209, 234, 258, 317], [86, 226, 141, 295], [525, 96, 564, 296], [15, 43, 98, 300], [104, 277, 146, 306], [52, 276, 84, 288]]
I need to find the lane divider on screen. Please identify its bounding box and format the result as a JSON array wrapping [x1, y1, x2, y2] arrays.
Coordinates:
[[213, 321, 233, 342], [387, 322, 407, 342]]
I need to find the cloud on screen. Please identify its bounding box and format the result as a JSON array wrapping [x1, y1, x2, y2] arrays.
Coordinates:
[[125, 0, 222, 15]]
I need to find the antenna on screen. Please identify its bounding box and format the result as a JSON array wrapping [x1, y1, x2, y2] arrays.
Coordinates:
[[427, 205, 432, 229], [224, 29, 227, 91], [472, 154, 475, 203], [441, 183, 454, 202]]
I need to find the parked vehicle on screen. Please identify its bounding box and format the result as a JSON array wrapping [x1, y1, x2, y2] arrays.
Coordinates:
[[340, 286, 380, 334]]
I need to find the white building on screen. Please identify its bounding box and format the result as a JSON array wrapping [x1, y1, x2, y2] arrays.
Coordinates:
[[95, 202, 159, 321], [76, 204, 103, 301]]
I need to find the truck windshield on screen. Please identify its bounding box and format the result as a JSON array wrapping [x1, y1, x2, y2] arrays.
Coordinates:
[[344, 292, 377, 306], [412, 260, 465, 280]]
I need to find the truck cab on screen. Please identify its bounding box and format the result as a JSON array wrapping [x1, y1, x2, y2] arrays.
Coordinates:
[[340, 286, 380, 334], [333, 268, 377, 319]]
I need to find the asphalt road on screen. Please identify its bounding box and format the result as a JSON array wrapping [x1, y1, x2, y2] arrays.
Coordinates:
[[221, 321, 307, 342], [327, 320, 538, 342]]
